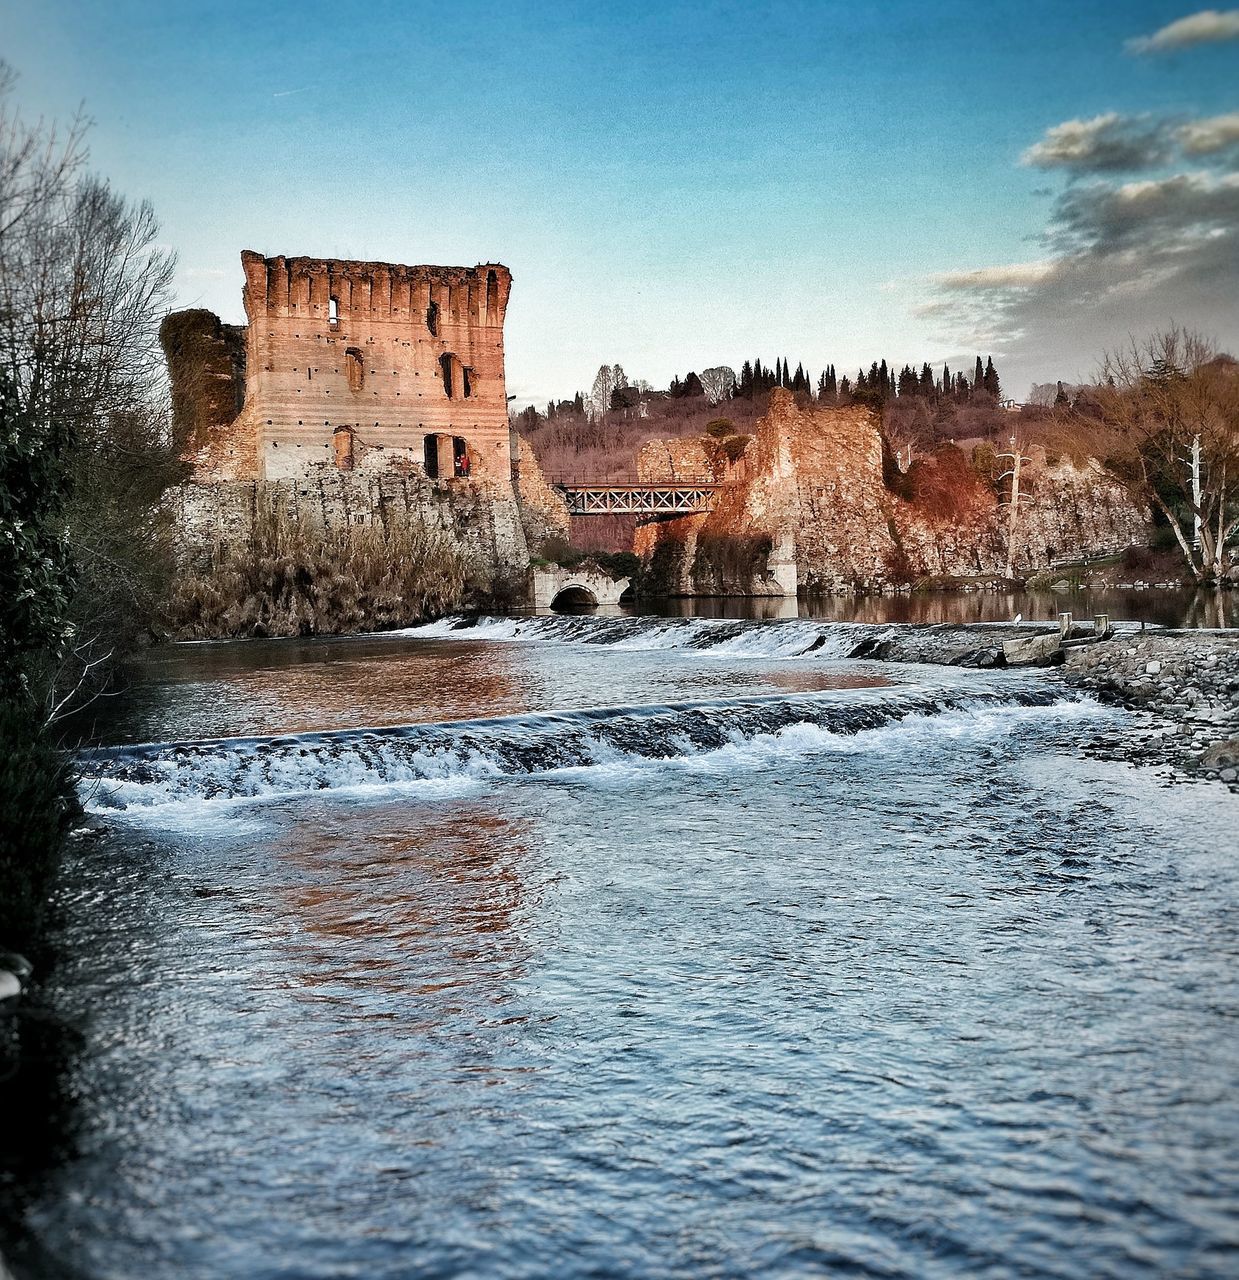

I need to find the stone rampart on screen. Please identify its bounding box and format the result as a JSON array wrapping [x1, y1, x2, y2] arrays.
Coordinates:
[[170, 464, 530, 586], [636, 389, 1148, 595]]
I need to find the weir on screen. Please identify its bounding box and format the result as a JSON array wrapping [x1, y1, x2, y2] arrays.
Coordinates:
[[78, 685, 1076, 814]]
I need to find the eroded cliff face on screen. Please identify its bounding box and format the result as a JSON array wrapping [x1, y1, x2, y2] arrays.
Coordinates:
[[511, 431, 572, 552], [635, 389, 1147, 595]]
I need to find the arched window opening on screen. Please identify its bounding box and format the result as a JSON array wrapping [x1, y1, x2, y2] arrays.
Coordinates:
[[426, 301, 439, 336], [332, 426, 354, 472], [345, 347, 364, 393], [423, 434, 439, 479], [550, 586, 598, 614], [328, 295, 339, 329], [462, 366, 473, 398]]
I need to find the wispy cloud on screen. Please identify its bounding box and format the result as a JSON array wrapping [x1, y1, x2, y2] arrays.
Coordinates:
[[924, 171, 1239, 375], [1126, 8, 1239, 54], [272, 87, 311, 99], [1021, 113, 1176, 173], [1178, 111, 1239, 154], [935, 261, 1059, 290]]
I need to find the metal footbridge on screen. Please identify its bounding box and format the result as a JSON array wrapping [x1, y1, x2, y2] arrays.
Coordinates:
[[553, 481, 721, 518]]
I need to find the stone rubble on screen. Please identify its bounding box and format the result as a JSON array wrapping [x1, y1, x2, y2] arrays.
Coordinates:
[[1062, 631, 1239, 791]]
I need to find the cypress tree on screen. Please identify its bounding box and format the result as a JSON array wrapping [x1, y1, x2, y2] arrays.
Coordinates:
[[983, 356, 1001, 399], [973, 355, 984, 389]]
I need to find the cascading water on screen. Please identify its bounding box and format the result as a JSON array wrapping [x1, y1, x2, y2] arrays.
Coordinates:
[[79, 685, 1092, 815], [9, 619, 1237, 1280]]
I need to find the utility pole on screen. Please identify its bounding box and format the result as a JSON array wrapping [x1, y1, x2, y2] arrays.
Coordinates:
[[997, 435, 1032, 579]]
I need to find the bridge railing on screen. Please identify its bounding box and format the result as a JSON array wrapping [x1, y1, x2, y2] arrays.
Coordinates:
[[550, 478, 722, 517]]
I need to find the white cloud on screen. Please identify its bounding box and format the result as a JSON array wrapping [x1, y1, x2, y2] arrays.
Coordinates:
[[1021, 113, 1175, 172], [1178, 111, 1239, 154], [1126, 8, 1239, 54], [936, 261, 1059, 290], [922, 171, 1239, 379]]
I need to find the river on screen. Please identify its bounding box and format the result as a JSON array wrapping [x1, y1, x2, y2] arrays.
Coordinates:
[[4, 612, 1238, 1278]]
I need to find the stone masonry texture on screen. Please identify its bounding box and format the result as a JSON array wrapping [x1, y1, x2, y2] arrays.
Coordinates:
[[636, 389, 1148, 595]]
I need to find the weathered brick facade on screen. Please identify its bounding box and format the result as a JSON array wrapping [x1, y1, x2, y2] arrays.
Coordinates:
[[168, 251, 514, 483], [161, 251, 575, 591]]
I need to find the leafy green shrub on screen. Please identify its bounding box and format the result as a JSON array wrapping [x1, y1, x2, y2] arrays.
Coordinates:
[[705, 418, 735, 440], [722, 435, 751, 463], [596, 550, 640, 581], [539, 537, 588, 570]]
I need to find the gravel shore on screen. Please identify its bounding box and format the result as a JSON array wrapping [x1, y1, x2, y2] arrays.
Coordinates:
[[1061, 630, 1239, 791], [845, 620, 1239, 791]]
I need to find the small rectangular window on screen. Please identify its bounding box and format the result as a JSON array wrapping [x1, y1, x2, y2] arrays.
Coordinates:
[[328, 296, 340, 329]]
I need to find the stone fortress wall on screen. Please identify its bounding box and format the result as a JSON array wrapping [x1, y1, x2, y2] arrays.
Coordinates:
[[223, 251, 513, 482], [162, 251, 569, 587]]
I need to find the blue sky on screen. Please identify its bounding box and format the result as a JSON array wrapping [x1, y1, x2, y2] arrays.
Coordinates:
[[4, 0, 1237, 404]]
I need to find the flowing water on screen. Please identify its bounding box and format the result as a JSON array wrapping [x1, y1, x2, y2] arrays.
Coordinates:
[[7, 615, 1239, 1279]]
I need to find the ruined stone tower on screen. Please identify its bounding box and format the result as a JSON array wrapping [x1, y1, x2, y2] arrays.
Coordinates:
[[168, 251, 514, 483]]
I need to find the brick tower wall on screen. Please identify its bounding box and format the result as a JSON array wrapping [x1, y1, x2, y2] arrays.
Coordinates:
[[238, 251, 513, 482]]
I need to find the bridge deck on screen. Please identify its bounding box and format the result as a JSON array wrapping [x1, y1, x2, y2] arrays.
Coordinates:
[[555, 483, 720, 516]]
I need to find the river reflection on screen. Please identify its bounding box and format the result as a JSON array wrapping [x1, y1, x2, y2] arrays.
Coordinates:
[[70, 636, 892, 748], [277, 802, 534, 1008], [649, 586, 1237, 627]]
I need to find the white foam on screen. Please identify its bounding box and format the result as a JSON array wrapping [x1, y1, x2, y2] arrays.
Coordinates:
[[79, 686, 1114, 828], [397, 614, 871, 660]]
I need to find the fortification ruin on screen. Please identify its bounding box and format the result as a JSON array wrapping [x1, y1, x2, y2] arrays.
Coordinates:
[[164, 251, 514, 483], [161, 252, 572, 600]]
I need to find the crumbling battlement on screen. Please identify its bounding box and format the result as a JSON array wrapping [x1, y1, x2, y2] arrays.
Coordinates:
[[163, 251, 515, 485]]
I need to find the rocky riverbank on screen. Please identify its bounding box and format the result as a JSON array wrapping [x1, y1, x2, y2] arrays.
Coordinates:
[[835, 619, 1239, 790], [1061, 631, 1239, 790]]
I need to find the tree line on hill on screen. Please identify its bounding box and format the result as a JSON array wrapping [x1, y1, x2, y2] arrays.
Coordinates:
[[516, 353, 1008, 437]]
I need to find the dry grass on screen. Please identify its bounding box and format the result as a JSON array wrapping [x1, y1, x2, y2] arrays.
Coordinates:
[[167, 504, 476, 638]]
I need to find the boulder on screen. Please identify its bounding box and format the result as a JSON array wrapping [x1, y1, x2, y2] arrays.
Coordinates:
[[1002, 633, 1063, 666], [1201, 739, 1239, 769], [951, 647, 1006, 668]]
